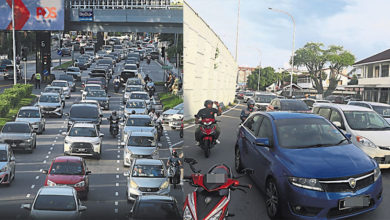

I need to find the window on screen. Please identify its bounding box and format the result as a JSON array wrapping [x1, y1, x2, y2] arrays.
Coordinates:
[[382, 65, 389, 77], [375, 66, 380, 78], [318, 108, 331, 119], [244, 115, 263, 134], [258, 118, 273, 144], [330, 110, 343, 127]]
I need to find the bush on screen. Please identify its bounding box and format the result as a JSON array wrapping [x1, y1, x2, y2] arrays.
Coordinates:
[[158, 92, 183, 111], [0, 84, 33, 117]]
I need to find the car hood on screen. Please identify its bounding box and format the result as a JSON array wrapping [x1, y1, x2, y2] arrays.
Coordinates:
[[0, 162, 7, 170], [163, 109, 179, 115], [0, 133, 31, 140], [65, 136, 100, 143], [353, 130, 390, 146], [15, 118, 41, 124], [47, 174, 84, 185], [38, 102, 61, 107], [131, 177, 167, 188], [125, 108, 147, 114], [124, 126, 155, 134], [69, 117, 99, 123], [30, 210, 78, 219], [279, 144, 375, 178], [127, 146, 157, 155]]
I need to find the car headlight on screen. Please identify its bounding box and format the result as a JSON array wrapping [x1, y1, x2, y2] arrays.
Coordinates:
[[47, 179, 56, 186], [183, 207, 193, 220], [374, 167, 381, 182], [288, 177, 323, 191], [0, 166, 8, 172], [208, 210, 223, 220], [160, 181, 169, 190], [356, 136, 377, 148], [74, 181, 85, 187], [26, 138, 33, 143], [130, 180, 138, 189]]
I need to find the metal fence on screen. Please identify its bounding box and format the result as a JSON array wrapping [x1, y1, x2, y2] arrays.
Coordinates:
[[68, 0, 183, 9]]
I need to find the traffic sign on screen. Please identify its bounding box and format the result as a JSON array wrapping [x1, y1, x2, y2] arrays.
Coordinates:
[[43, 69, 49, 76], [162, 65, 173, 70], [57, 50, 62, 56]]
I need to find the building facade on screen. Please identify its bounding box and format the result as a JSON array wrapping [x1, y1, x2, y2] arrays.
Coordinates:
[[237, 67, 256, 86]]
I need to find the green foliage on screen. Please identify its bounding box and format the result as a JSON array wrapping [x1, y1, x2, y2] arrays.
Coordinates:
[[348, 74, 358, 85], [54, 61, 73, 70], [0, 95, 36, 130], [158, 92, 183, 111], [0, 84, 33, 117], [247, 67, 278, 91]]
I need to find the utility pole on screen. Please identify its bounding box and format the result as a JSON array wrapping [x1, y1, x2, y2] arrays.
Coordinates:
[[235, 0, 241, 62], [12, 0, 17, 85], [257, 49, 261, 91]]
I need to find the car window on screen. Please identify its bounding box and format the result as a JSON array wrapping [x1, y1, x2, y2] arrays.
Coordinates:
[[2, 124, 30, 133], [130, 93, 148, 100], [52, 82, 67, 87], [372, 105, 390, 118], [34, 195, 76, 211], [244, 115, 263, 135], [329, 110, 343, 126], [50, 161, 84, 175], [132, 164, 164, 178], [126, 118, 151, 127], [39, 95, 60, 103], [18, 110, 40, 118], [258, 118, 273, 143], [318, 108, 331, 119], [280, 100, 309, 111], [134, 201, 179, 219], [303, 100, 314, 108], [86, 90, 106, 97], [343, 111, 390, 130], [0, 150, 7, 162], [69, 127, 97, 137], [127, 136, 155, 147], [126, 101, 145, 108], [70, 106, 99, 119]]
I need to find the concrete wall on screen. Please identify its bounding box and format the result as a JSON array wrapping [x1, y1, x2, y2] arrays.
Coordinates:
[[183, 2, 238, 119]]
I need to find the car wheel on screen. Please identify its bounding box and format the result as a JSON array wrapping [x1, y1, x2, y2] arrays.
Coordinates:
[[34, 140, 37, 149], [235, 147, 243, 173], [43, 124, 46, 131], [265, 178, 281, 219]]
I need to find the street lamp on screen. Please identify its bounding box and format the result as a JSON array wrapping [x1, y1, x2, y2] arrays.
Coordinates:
[[268, 7, 296, 97], [256, 49, 261, 91], [12, 0, 17, 85], [235, 0, 241, 62]]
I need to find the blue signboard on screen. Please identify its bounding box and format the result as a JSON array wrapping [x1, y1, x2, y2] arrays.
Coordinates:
[[79, 9, 93, 21], [0, 0, 64, 31]]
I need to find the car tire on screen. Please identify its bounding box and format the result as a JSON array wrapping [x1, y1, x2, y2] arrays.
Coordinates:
[[265, 178, 281, 219], [43, 124, 46, 131], [34, 140, 37, 149], [235, 147, 243, 173]]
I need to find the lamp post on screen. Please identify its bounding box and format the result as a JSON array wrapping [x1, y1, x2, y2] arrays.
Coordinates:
[[235, 0, 241, 62], [268, 7, 295, 97], [256, 49, 261, 91], [12, 0, 17, 85]]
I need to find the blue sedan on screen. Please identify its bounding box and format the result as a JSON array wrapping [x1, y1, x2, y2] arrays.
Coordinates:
[[235, 112, 382, 219]]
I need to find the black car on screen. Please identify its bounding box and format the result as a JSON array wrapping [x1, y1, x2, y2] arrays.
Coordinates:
[[267, 98, 310, 112], [129, 195, 181, 220], [66, 104, 103, 131], [150, 52, 159, 60], [74, 58, 89, 70], [89, 68, 108, 79], [120, 71, 137, 84], [83, 77, 107, 91], [0, 59, 12, 72], [325, 95, 345, 104]]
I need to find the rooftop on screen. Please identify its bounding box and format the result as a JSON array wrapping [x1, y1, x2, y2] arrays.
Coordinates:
[[354, 49, 390, 66]]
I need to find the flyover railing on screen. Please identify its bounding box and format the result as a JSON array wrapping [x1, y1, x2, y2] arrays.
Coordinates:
[[68, 0, 183, 9]]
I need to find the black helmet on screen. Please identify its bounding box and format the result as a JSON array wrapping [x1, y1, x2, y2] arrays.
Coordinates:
[[204, 100, 213, 107], [247, 99, 255, 108], [132, 110, 136, 114], [112, 111, 117, 116], [172, 150, 178, 157]]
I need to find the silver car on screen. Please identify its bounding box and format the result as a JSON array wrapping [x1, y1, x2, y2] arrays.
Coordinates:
[[63, 123, 104, 160], [123, 131, 161, 167], [0, 144, 16, 185], [22, 186, 87, 220], [124, 159, 170, 201], [15, 106, 46, 134], [0, 122, 36, 153], [124, 99, 148, 116], [51, 80, 71, 99], [36, 93, 63, 118], [123, 85, 144, 104], [43, 86, 66, 106], [129, 91, 151, 108], [121, 114, 156, 144]]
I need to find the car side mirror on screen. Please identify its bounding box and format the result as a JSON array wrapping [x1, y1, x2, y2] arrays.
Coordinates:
[[86, 170, 91, 175], [64, 113, 69, 116], [255, 138, 270, 147], [61, 132, 67, 136], [100, 114, 103, 117], [99, 133, 104, 137], [273, 106, 279, 110], [332, 121, 343, 129], [123, 172, 130, 177], [10, 156, 15, 161], [108, 95, 111, 97], [22, 204, 31, 210], [79, 206, 87, 212], [42, 169, 48, 174], [121, 141, 126, 146], [345, 133, 352, 140]]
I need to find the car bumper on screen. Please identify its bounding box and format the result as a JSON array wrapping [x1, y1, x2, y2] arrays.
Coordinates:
[[169, 120, 182, 129], [0, 171, 11, 184], [127, 187, 170, 201], [64, 143, 101, 156], [280, 176, 383, 219]]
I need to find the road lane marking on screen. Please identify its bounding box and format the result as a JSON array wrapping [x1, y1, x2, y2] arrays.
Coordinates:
[[35, 176, 39, 180], [116, 175, 119, 179], [45, 155, 49, 158], [117, 160, 120, 163], [115, 192, 118, 196], [31, 185, 35, 189], [50, 147, 53, 150], [117, 168, 119, 171], [26, 194, 30, 198], [114, 208, 118, 213], [39, 169, 42, 172], [116, 183, 119, 187], [169, 141, 183, 148], [115, 201, 118, 206], [117, 155, 120, 158], [43, 160, 46, 164]]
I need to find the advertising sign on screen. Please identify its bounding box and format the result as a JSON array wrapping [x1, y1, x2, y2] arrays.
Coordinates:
[[79, 9, 93, 21], [0, 0, 64, 31]]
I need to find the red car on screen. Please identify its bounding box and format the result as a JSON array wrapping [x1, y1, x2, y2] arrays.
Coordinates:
[[43, 156, 91, 199]]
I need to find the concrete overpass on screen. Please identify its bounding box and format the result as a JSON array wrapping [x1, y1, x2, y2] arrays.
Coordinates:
[[64, 0, 183, 33]]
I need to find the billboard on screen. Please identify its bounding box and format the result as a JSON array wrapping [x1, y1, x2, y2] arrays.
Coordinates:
[[79, 9, 93, 21], [0, 0, 64, 31]]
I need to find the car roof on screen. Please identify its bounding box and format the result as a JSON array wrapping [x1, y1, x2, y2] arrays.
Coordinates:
[[52, 80, 67, 83], [19, 106, 40, 111], [314, 103, 374, 112], [127, 114, 150, 119], [45, 86, 62, 89], [85, 84, 102, 87], [265, 112, 322, 120], [40, 92, 60, 96], [71, 103, 97, 108], [131, 91, 148, 95], [53, 156, 83, 163], [72, 123, 95, 128], [134, 159, 163, 166], [4, 121, 30, 125], [127, 99, 146, 103], [38, 186, 75, 196], [79, 100, 99, 104], [138, 195, 175, 202], [350, 101, 390, 107], [128, 131, 154, 137], [0, 144, 9, 151]]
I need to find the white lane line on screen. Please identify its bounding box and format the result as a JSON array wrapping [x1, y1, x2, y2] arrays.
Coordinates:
[[55, 136, 58, 139], [117, 146, 120, 149], [115, 201, 118, 206], [114, 208, 118, 213], [39, 169, 42, 172], [43, 160, 46, 164], [115, 192, 118, 196], [59, 130, 62, 133], [117, 160, 120, 163], [50, 147, 53, 150], [116, 168, 119, 171], [45, 155, 49, 159], [54, 140, 56, 143], [52, 144, 55, 146], [26, 194, 30, 198], [116, 183, 119, 187], [116, 175, 119, 179], [117, 150, 120, 153], [117, 155, 120, 159], [48, 151, 51, 154], [31, 185, 35, 189], [35, 176, 39, 180]]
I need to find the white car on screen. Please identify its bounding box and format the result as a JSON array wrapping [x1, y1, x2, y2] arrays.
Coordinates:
[[348, 101, 390, 123], [63, 123, 104, 159], [129, 92, 150, 108], [162, 103, 184, 123], [51, 80, 71, 99], [168, 108, 183, 129], [123, 131, 161, 167], [243, 91, 255, 103], [81, 84, 103, 100], [123, 85, 144, 104], [313, 103, 390, 168]]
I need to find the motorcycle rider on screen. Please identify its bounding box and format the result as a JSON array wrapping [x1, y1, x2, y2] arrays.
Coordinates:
[[149, 108, 156, 118], [113, 76, 120, 92], [240, 99, 255, 122], [167, 150, 183, 184], [108, 111, 120, 133], [195, 100, 222, 145], [144, 74, 151, 83]]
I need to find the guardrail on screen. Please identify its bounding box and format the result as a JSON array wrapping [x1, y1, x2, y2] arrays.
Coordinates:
[[69, 0, 183, 9]]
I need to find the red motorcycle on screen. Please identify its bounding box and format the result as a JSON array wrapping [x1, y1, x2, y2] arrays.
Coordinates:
[[197, 118, 218, 158], [179, 118, 184, 138], [183, 158, 253, 220]]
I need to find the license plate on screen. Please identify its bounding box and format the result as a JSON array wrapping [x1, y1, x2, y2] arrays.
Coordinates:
[[77, 148, 86, 152], [339, 195, 370, 210]]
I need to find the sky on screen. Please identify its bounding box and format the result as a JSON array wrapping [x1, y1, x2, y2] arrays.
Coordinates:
[[186, 0, 390, 70]]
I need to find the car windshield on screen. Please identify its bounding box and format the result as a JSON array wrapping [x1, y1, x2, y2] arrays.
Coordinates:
[[131, 93, 148, 100], [50, 161, 84, 175], [67, 67, 79, 72], [70, 106, 98, 118], [134, 201, 179, 219], [39, 95, 60, 103], [281, 100, 309, 111], [344, 111, 390, 130], [126, 101, 145, 109], [2, 124, 30, 133], [86, 90, 106, 97], [34, 195, 76, 211], [125, 65, 137, 70], [85, 86, 101, 91], [127, 136, 155, 147], [127, 80, 141, 85], [255, 94, 276, 103], [44, 88, 61, 94], [0, 150, 7, 162], [372, 105, 390, 118], [173, 104, 183, 110], [69, 127, 97, 137], [52, 82, 67, 87], [97, 59, 112, 65], [18, 110, 40, 118], [132, 164, 164, 178], [275, 118, 347, 149], [126, 87, 142, 92], [59, 75, 74, 82], [126, 118, 151, 126]]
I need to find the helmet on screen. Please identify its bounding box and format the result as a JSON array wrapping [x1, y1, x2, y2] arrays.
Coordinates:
[[132, 110, 136, 114], [204, 100, 213, 108], [150, 108, 155, 112], [172, 150, 178, 157], [112, 111, 117, 116], [247, 99, 255, 108]]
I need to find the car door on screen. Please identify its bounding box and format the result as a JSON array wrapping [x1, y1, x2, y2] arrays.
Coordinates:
[[242, 114, 263, 171], [8, 146, 15, 174], [250, 116, 274, 187]]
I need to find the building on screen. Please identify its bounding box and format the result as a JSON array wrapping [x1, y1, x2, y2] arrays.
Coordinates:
[[350, 49, 390, 103], [297, 68, 350, 89], [237, 67, 256, 86]]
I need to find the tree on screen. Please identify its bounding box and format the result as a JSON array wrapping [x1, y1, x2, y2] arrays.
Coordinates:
[[293, 42, 355, 96], [246, 67, 278, 91], [277, 71, 297, 86], [348, 74, 358, 85]]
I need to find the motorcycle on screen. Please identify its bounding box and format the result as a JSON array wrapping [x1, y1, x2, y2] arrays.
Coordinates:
[[168, 159, 181, 189], [180, 118, 184, 138], [114, 80, 120, 93], [146, 56, 151, 64], [108, 117, 120, 138], [146, 83, 155, 98], [197, 117, 218, 158], [183, 158, 253, 220], [155, 121, 163, 141]]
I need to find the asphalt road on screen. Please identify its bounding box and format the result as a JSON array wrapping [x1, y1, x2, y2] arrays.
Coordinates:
[[0, 56, 184, 219], [182, 102, 390, 220]]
